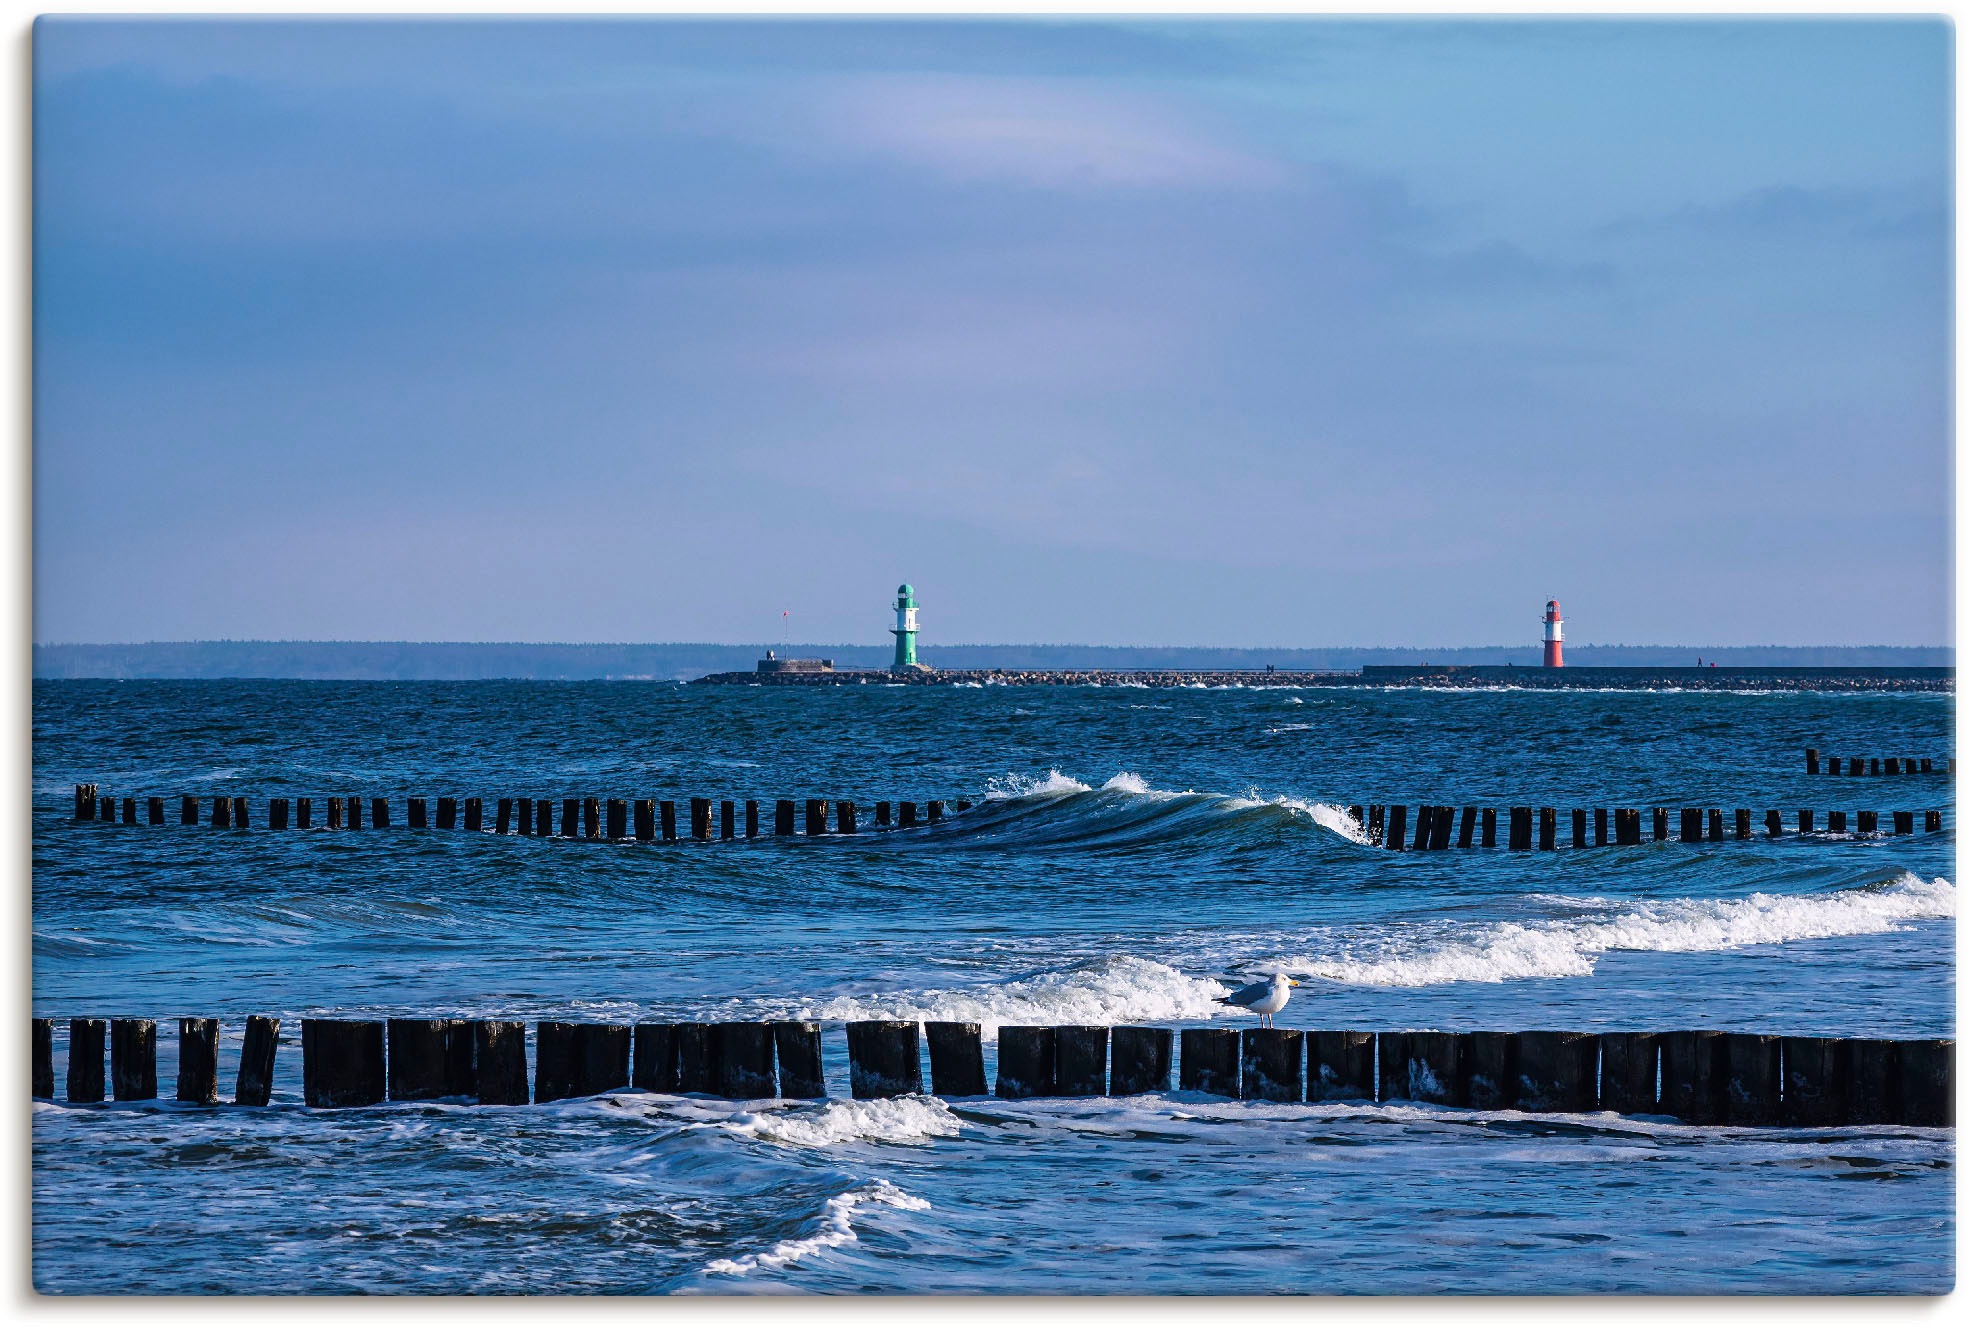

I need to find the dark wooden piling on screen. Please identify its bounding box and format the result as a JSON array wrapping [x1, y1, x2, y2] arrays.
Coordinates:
[[534, 1022, 629, 1101], [746, 800, 760, 838], [1857, 810, 1878, 834], [1598, 1032, 1658, 1115], [634, 799, 656, 841], [1054, 1026, 1108, 1096], [1241, 1028, 1304, 1102], [1513, 1031, 1596, 1112], [1680, 807, 1702, 843], [1926, 810, 1943, 832], [1829, 810, 1848, 834], [1828, 756, 1842, 775], [632, 1023, 678, 1092], [675, 1023, 712, 1092], [1430, 806, 1453, 850], [111, 1019, 157, 1100], [846, 1020, 922, 1099], [462, 797, 483, 832], [475, 1021, 528, 1104], [838, 801, 858, 835], [927, 800, 945, 822], [1508, 806, 1531, 850], [773, 1022, 826, 1098], [1894, 810, 1914, 835], [580, 797, 598, 839], [235, 1016, 279, 1106], [559, 798, 578, 836], [1366, 804, 1384, 845], [1922, 758, 1934, 773], [1595, 807, 1608, 846], [661, 801, 678, 841], [496, 798, 514, 834], [533, 1021, 576, 1102], [713, 1022, 777, 1098], [301, 1019, 386, 1108], [437, 796, 458, 830], [1806, 748, 1820, 774], [1412, 805, 1435, 851], [1722, 1033, 1780, 1125], [1899, 1039, 1954, 1126], [216, 795, 235, 829], [876, 801, 893, 828], [1571, 808, 1587, 848], [1390, 1030, 1460, 1105], [925, 1021, 987, 1097], [996, 1026, 1057, 1098], [121, 796, 136, 824], [1707, 808, 1724, 842], [176, 1018, 219, 1104], [1779, 1036, 1847, 1127], [181, 795, 199, 825], [1847, 1038, 1900, 1124], [899, 801, 918, 829], [534, 798, 551, 836], [1870, 758, 1881, 775], [33, 1019, 53, 1099], [517, 796, 533, 835], [1462, 1031, 1515, 1109], [720, 800, 735, 840], [805, 799, 829, 836], [957, 799, 974, 812], [1886, 757, 1901, 775], [1538, 807, 1556, 850], [1482, 806, 1497, 848], [1660, 1029, 1725, 1124], [342, 796, 358, 829], [1652, 807, 1669, 841], [388, 1018, 475, 1101], [232, 795, 249, 828], [775, 799, 796, 835], [408, 797, 427, 828], [371, 797, 389, 828], [1110, 1026, 1173, 1095], [267, 798, 287, 830], [1385, 803, 1407, 850], [1307, 1030, 1375, 1101], [1615, 808, 1641, 845], [691, 797, 712, 841], [607, 798, 627, 840], [1765, 809, 1782, 837], [67, 1018, 105, 1103], [74, 784, 96, 819], [1459, 806, 1478, 847], [1799, 809, 1815, 833], [1179, 1028, 1239, 1096]]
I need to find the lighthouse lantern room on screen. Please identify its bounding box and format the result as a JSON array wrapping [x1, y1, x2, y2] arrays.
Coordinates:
[[1542, 599, 1564, 668]]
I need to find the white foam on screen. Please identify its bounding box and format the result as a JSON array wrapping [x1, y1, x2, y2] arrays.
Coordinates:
[[700, 1179, 930, 1278], [984, 769, 1092, 799], [1273, 873, 1955, 987], [724, 1096, 963, 1148], [806, 955, 1231, 1039]]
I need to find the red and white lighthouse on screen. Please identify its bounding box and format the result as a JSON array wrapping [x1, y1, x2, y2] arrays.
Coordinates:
[[1542, 599, 1564, 668]]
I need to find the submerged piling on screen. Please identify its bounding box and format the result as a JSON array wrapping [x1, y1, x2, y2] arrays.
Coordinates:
[[846, 1020, 922, 1099], [67, 1018, 106, 1103], [235, 1016, 279, 1106], [773, 1021, 826, 1098], [1308, 1030, 1375, 1101], [926, 1021, 987, 1097], [387, 1018, 475, 1101], [1240, 1028, 1304, 1102], [1110, 1026, 1173, 1095], [1179, 1028, 1239, 1097], [712, 1022, 776, 1099], [476, 1021, 529, 1104], [301, 1019, 386, 1108], [997, 1026, 1057, 1098], [176, 1018, 219, 1104], [111, 1018, 157, 1101], [1054, 1026, 1108, 1096]]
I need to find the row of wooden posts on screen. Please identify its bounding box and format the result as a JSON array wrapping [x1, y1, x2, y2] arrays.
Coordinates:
[[1805, 749, 1952, 776], [1355, 804, 1945, 850], [32, 1016, 1952, 1129], [69, 786, 969, 839]]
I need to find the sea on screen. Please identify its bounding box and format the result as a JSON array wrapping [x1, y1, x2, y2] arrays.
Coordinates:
[[29, 679, 1957, 1294]]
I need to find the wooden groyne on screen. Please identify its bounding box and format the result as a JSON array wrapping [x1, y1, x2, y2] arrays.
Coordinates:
[[690, 665, 1954, 693], [64, 786, 1950, 847], [31, 1016, 1951, 1128], [1805, 749, 1954, 776]]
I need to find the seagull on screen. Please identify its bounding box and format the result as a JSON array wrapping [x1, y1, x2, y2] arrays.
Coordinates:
[[1217, 972, 1300, 1028]]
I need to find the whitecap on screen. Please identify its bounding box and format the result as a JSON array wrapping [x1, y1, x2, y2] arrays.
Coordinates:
[[700, 1179, 930, 1278]]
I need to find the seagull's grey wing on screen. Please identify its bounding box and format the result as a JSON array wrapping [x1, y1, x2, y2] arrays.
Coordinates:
[[1223, 980, 1269, 1007]]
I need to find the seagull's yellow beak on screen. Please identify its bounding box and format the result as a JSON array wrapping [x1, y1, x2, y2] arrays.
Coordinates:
[[1288, 979, 1301, 987]]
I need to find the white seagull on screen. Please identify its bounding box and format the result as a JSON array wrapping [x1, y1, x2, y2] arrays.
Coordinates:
[[1217, 972, 1300, 1028]]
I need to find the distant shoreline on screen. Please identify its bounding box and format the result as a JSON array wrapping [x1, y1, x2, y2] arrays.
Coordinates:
[[692, 665, 1954, 693]]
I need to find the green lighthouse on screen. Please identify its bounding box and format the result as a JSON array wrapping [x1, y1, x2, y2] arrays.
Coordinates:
[[891, 583, 921, 671]]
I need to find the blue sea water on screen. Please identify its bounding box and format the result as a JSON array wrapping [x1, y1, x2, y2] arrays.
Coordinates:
[[30, 680, 1956, 1294]]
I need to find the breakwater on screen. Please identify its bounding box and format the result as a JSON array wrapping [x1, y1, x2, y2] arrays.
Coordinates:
[[33, 1016, 1953, 1129], [690, 665, 1954, 691], [1806, 748, 1953, 775]]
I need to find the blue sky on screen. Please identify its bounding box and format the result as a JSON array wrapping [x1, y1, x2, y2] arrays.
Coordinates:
[[33, 18, 1952, 646]]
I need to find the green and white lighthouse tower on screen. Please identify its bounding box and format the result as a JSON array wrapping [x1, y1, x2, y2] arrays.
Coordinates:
[[891, 583, 921, 671]]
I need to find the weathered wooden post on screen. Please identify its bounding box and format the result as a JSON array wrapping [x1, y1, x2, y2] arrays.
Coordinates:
[[1885, 757, 1900, 775], [1571, 808, 1587, 848], [268, 798, 288, 830], [1430, 806, 1453, 850], [516, 797, 533, 836], [1894, 810, 1914, 835], [1385, 804, 1407, 850], [924, 1022, 986, 1097], [1898, 1039, 1954, 1126], [119, 797, 135, 824], [67, 1018, 106, 1103], [533, 1022, 576, 1102], [235, 1016, 279, 1106], [437, 797, 458, 829], [1508, 806, 1531, 850], [301, 1019, 386, 1107], [720, 800, 735, 840], [496, 799, 514, 834], [32, 1019, 53, 1099], [1680, 808, 1702, 843], [1799, 809, 1815, 833], [461, 797, 482, 831], [1109, 1026, 1173, 1095], [1597, 1032, 1657, 1115], [1653, 808, 1669, 841], [691, 798, 712, 841], [1614, 808, 1640, 845], [775, 800, 797, 835], [474, 1021, 528, 1104], [846, 1020, 921, 1098], [1764, 809, 1782, 837], [388, 1019, 476, 1101], [745, 800, 759, 838], [876, 801, 893, 828], [1707, 808, 1724, 842], [1514, 1031, 1596, 1112], [1375, 1031, 1414, 1101], [1806, 748, 1820, 775], [1827, 756, 1842, 775], [559, 798, 578, 836], [1365, 805, 1384, 845], [1926, 810, 1943, 832], [1828, 811, 1848, 834], [661, 801, 678, 841], [674, 1023, 712, 1093], [1922, 758, 1934, 773], [1538, 807, 1556, 850], [1847, 1038, 1900, 1124], [534, 1022, 629, 1101], [408, 797, 427, 828], [1870, 758, 1881, 775], [996, 1026, 1057, 1098], [805, 799, 828, 836], [230, 795, 248, 828], [111, 1018, 157, 1101], [1857, 810, 1878, 834], [1778, 1036, 1847, 1127], [581, 797, 599, 839], [176, 1018, 219, 1104], [773, 1022, 826, 1098], [899, 801, 919, 829], [712, 1022, 777, 1098], [607, 798, 627, 840], [371, 797, 390, 828], [1307, 1030, 1375, 1101], [1722, 1033, 1780, 1125], [632, 799, 655, 841], [1459, 806, 1478, 848], [73, 784, 96, 819], [1395, 1031, 1461, 1105], [216, 795, 235, 829], [1241, 1028, 1304, 1102], [342, 796, 359, 829], [1053, 1026, 1107, 1096], [1595, 807, 1608, 846], [632, 1024, 679, 1092], [927, 800, 945, 823], [1179, 1028, 1239, 1096], [1481, 807, 1497, 848], [838, 801, 858, 835], [180, 794, 198, 825], [1462, 1031, 1514, 1109], [1660, 1029, 1724, 1124], [534, 799, 552, 836], [1412, 805, 1435, 852]]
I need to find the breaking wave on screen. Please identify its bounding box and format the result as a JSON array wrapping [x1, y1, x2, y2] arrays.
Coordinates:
[[724, 1096, 963, 1148], [967, 769, 1368, 847], [700, 1179, 930, 1278]]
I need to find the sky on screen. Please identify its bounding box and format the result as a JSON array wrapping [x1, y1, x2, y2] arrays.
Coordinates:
[[32, 18, 1953, 647]]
